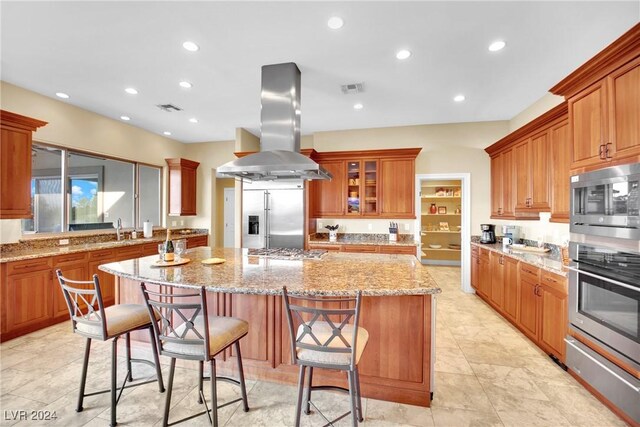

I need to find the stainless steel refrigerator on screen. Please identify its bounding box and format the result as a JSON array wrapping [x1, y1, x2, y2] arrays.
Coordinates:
[[242, 180, 304, 249]]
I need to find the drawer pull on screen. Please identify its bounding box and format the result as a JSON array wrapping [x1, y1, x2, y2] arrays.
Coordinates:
[[13, 262, 46, 270]]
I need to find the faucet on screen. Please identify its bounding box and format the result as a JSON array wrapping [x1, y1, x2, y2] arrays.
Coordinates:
[[116, 218, 123, 241]]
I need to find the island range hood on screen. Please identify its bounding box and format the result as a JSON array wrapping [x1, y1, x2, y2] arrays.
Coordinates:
[[217, 62, 331, 181]]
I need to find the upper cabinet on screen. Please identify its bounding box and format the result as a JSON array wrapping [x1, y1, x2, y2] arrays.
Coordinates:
[[0, 110, 47, 219], [166, 158, 200, 216], [486, 103, 568, 222], [550, 23, 640, 172], [310, 148, 421, 219], [549, 120, 571, 222]]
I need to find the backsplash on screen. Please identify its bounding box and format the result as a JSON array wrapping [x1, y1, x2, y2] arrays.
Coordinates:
[[471, 235, 562, 258], [315, 219, 415, 234], [311, 233, 415, 243]]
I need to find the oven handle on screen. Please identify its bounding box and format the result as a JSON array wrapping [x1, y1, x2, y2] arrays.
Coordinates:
[[565, 338, 640, 393], [566, 266, 639, 292]]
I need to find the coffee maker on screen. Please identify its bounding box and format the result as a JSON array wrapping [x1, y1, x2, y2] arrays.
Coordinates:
[[480, 224, 496, 244], [502, 225, 520, 249]]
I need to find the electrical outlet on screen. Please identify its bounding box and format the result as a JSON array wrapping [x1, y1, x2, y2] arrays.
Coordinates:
[[171, 221, 177, 226], [404, 223, 410, 231], [318, 221, 323, 229], [180, 220, 184, 226], [59, 239, 69, 246], [368, 223, 372, 231]]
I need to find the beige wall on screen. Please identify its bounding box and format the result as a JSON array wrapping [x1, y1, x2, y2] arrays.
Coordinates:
[[509, 93, 564, 132], [215, 179, 235, 247]]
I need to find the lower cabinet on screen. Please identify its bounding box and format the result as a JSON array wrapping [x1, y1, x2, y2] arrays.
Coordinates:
[[88, 249, 118, 306], [308, 242, 417, 255], [5, 268, 53, 333], [52, 253, 90, 320], [471, 244, 568, 363]]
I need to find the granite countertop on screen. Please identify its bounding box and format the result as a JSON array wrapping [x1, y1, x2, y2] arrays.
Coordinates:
[[100, 247, 441, 297], [0, 232, 209, 264], [309, 234, 419, 247], [471, 241, 567, 277]]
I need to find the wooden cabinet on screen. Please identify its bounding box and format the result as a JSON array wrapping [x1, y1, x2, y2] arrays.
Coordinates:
[[550, 25, 640, 171], [489, 253, 504, 308], [477, 249, 491, 299], [378, 245, 416, 255], [0, 110, 47, 219], [307, 243, 343, 252], [549, 120, 571, 223], [503, 257, 519, 322], [514, 132, 551, 217], [517, 264, 541, 343], [471, 247, 479, 290], [186, 235, 209, 249], [309, 148, 421, 219], [88, 249, 118, 306], [539, 271, 568, 362], [166, 158, 200, 216], [308, 242, 417, 255], [5, 268, 52, 333], [490, 150, 515, 219], [52, 253, 89, 319]]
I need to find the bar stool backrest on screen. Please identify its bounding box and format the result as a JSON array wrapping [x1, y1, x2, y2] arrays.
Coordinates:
[[282, 287, 362, 370], [140, 284, 211, 361], [56, 269, 108, 340]]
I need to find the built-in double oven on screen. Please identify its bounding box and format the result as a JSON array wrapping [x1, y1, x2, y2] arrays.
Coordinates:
[[567, 163, 640, 423]]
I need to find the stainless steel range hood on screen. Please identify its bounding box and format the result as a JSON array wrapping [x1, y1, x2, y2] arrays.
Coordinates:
[[218, 63, 331, 181]]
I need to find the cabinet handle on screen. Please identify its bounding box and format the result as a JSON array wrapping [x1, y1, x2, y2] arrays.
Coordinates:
[[598, 144, 605, 160], [605, 143, 613, 159]]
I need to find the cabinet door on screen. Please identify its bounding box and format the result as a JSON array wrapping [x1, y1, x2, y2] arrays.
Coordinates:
[[530, 131, 550, 211], [514, 140, 532, 211], [608, 57, 640, 161], [503, 257, 519, 322], [53, 261, 89, 319], [490, 155, 503, 217], [88, 249, 118, 307], [501, 149, 515, 218], [380, 158, 415, 218], [517, 277, 539, 342], [490, 254, 504, 309], [539, 284, 567, 363], [6, 269, 52, 331], [550, 120, 570, 223], [346, 160, 363, 216], [478, 257, 491, 299], [181, 166, 198, 216], [362, 160, 379, 215], [471, 253, 479, 290], [311, 160, 345, 217], [569, 81, 607, 169], [0, 127, 32, 219]]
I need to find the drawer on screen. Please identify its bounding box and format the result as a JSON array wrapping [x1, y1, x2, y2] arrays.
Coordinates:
[[342, 245, 379, 253], [379, 246, 416, 255], [520, 263, 540, 281], [309, 244, 342, 252], [7, 257, 52, 275], [541, 271, 568, 295], [53, 252, 88, 266], [89, 249, 117, 260], [187, 235, 208, 249], [117, 246, 143, 261], [565, 337, 640, 422]]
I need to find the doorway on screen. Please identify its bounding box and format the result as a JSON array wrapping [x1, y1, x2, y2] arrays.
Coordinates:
[[415, 173, 472, 293], [224, 188, 235, 248]]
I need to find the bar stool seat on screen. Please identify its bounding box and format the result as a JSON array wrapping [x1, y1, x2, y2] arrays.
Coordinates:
[[163, 315, 249, 357], [296, 321, 369, 365], [76, 304, 161, 338]]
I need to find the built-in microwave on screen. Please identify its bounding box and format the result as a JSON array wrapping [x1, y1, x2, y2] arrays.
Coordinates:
[[570, 163, 640, 241]]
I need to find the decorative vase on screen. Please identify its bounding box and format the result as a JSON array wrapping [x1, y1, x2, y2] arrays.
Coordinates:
[[429, 203, 437, 214], [329, 230, 337, 242]]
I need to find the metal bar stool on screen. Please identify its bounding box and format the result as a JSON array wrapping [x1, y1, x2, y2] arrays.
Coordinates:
[[140, 284, 250, 427], [282, 287, 369, 427], [56, 270, 165, 427]]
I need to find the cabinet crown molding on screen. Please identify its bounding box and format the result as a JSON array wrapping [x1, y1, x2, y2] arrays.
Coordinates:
[[165, 158, 200, 168], [550, 23, 640, 98], [1, 110, 48, 131], [312, 147, 422, 161], [485, 102, 568, 156]]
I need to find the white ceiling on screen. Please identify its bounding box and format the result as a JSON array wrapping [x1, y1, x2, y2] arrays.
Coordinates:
[[1, 2, 638, 143]]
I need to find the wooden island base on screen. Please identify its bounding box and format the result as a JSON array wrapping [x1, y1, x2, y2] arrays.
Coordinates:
[[118, 277, 434, 407]]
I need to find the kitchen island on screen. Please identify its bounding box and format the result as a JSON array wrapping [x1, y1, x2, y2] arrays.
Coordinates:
[[100, 247, 440, 406]]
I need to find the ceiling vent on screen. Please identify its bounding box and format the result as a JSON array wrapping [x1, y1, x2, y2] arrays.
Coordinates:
[[341, 83, 365, 95], [156, 104, 182, 112]]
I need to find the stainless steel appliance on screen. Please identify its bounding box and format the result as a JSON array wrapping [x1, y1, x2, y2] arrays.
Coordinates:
[[570, 162, 640, 240], [501, 225, 519, 249], [242, 180, 304, 249], [217, 63, 331, 181], [480, 224, 496, 244], [247, 248, 327, 260]]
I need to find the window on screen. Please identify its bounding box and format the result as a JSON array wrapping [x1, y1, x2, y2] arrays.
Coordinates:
[[22, 143, 162, 234]]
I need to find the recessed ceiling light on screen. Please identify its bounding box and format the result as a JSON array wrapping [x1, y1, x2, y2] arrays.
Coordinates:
[[453, 94, 466, 102], [396, 49, 412, 60], [163, 131, 172, 136], [182, 41, 199, 52], [179, 81, 193, 89], [353, 103, 364, 110], [189, 118, 198, 123], [327, 16, 344, 30], [55, 92, 69, 99], [488, 40, 506, 52], [124, 87, 138, 95], [120, 116, 131, 121]]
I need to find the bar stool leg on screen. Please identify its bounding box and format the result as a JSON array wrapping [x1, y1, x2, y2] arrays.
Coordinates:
[[234, 342, 249, 412], [347, 370, 358, 427], [111, 336, 119, 427], [125, 333, 133, 382], [147, 326, 165, 392], [355, 367, 364, 422], [76, 338, 91, 412], [304, 366, 313, 415], [294, 365, 306, 427], [163, 358, 176, 427], [210, 359, 219, 427], [198, 361, 204, 404]]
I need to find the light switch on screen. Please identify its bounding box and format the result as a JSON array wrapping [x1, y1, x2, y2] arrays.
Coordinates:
[[404, 223, 410, 231]]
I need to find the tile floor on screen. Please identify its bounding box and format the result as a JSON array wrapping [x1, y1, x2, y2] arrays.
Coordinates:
[[0, 267, 626, 426]]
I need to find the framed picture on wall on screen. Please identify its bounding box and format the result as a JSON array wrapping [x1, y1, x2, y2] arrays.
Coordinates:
[[439, 222, 450, 231], [438, 206, 447, 214]]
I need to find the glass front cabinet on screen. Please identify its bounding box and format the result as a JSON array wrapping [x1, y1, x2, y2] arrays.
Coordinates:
[[346, 160, 378, 216]]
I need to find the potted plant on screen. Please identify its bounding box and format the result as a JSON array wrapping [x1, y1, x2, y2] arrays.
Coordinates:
[[325, 224, 339, 242]]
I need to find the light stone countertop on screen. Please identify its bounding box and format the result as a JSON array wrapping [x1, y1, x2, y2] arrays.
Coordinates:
[[308, 237, 419, 247], [0, 232, 209, 264], [99, 247, 441, 297], [471, 241, 567, 277]]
